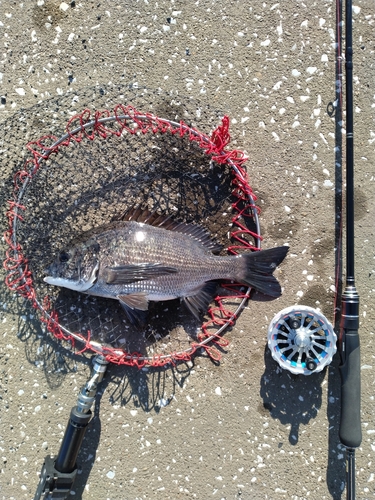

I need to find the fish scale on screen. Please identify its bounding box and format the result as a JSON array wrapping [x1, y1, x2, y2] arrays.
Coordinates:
[[91, 222, 235, 298]]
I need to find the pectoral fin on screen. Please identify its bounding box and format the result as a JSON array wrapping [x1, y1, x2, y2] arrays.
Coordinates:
[[105, 263, 177, 285], [117, 293, 149, 325]]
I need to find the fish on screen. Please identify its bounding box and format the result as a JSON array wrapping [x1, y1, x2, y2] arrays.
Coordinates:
[[44, 208, 289, 324]]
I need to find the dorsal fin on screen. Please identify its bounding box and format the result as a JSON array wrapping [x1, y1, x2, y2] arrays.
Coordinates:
[[116, 206, 223, 254]]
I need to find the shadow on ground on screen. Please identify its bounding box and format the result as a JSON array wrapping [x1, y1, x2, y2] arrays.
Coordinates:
[[260, 345, 345, 499]]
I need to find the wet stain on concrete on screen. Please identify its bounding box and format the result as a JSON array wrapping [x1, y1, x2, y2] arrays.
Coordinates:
[[298, 284, 333, 318], [32, 2, 68, 30], [354, 187, 368, 221]]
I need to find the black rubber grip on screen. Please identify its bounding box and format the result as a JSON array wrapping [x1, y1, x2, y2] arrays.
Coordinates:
[[339, 330, 362, 448], [55, 408, 92, 473]]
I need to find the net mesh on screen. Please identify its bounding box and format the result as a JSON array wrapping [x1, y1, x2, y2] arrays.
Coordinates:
[[4, 104, 261, 367]]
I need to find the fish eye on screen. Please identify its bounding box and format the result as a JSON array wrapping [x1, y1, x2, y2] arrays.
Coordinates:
[[59, 251, 70, 263]]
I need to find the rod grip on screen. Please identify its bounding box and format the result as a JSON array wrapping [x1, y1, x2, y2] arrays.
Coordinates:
[[339, 330, 362, 448]]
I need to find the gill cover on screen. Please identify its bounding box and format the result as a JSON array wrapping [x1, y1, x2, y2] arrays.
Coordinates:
[[44, 239, 100, 292]]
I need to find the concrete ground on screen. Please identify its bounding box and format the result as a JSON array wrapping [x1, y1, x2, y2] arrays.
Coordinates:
[[0, 1, 374, 499]]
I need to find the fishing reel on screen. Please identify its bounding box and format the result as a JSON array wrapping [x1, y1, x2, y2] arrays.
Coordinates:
[[267, 306, 337, 375]]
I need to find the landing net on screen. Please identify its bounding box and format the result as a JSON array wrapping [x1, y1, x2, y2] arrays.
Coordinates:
[[4, 104, 261, 367]]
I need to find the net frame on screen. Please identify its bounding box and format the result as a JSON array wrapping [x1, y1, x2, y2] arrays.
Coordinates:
[[4, 104, 262, 367]]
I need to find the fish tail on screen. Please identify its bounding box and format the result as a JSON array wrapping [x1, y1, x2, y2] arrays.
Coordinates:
[[237, 246, 289, 297]]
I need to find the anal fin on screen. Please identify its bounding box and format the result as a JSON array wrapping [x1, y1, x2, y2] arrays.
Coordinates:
[[182, 281, 218, 320]]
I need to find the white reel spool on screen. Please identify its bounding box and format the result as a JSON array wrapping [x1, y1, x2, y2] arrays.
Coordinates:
[[268, 305, 337, 375]]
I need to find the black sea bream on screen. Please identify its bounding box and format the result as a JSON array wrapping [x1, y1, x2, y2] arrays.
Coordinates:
[[44, 210, 288, 324]]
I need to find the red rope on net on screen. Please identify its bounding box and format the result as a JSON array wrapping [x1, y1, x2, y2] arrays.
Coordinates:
[[3, 104, 261, 367]]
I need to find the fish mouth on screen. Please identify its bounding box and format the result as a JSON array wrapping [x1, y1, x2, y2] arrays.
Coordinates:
[[43, 275, 95, 292]]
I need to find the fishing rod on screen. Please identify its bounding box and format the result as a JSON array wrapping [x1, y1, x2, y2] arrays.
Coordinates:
[[338, 0, 362, 497], [267, 0, 361, 496]]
